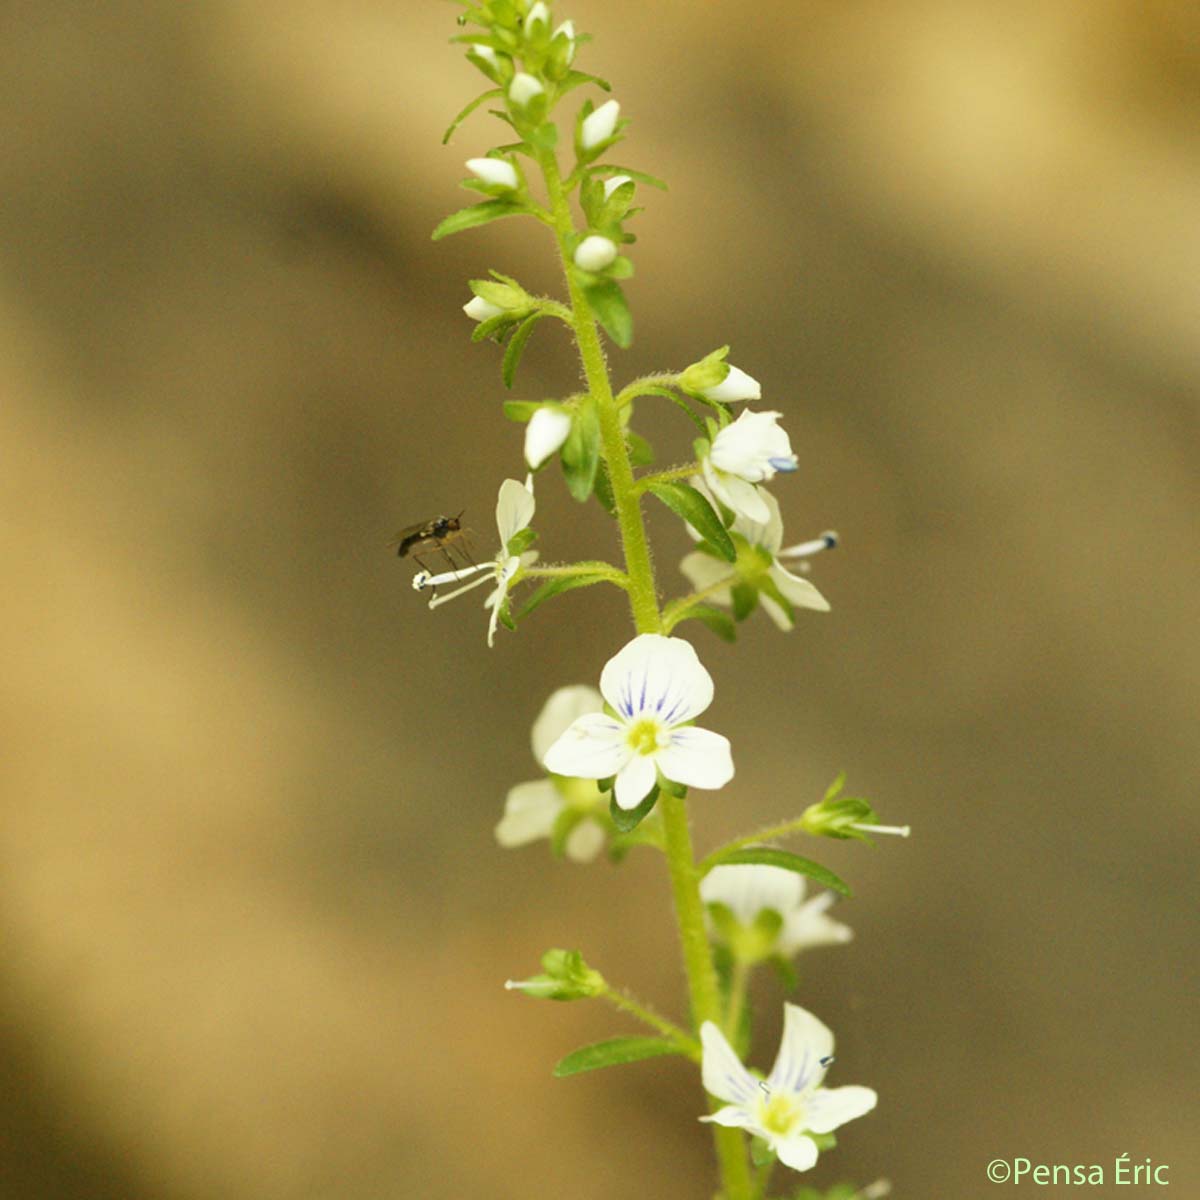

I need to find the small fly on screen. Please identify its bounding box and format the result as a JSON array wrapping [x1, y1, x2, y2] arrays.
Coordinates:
[[392, 512, 476, 577]]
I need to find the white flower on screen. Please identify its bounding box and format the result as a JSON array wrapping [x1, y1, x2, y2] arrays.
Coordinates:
[[523, 1, 549, 35], [703, 364, 761, 403], [524, 406, 573, 469], [680, 488, 829, 629], [574, 235, 618, 272], [700, 1004, 877, 1173], [702, 410, 798, 524], [602, 174, 632, 200], [509, 72, 545, 108], [496, 685, 608, 862], [463, 296, 505, 322], [581, 99, 620, 150], [552, 19, 577, 64], [542, 634, 733, 810], [414, 478, 536, 648], [466, 157, 519, 190], [700, 864, 852, 956]]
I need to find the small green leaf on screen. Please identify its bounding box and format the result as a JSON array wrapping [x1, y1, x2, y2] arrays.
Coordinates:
[[674, 604, 737, 643], [703, 847, 851, 898], [646, 482, 736, 563], [561, 397, 601, 502], [553, 1036, 683, 1078], [502, 313, 544, 389], [503, 400, 541, 423], [557, 69, 613, 98], [517, 570, 613, 620], [592, 462, 617, 515], [610, 782, 658, 833], [442, 87, 503, 144], [584, 279, 633, 348], [432, 200, 530, 241]]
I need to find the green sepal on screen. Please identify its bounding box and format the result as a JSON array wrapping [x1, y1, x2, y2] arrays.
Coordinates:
[[432, 200, 530, 241], [502, 400, 540, 423], [596, 775, 615, 793], [674, 604, 737, 643], [702, 846, 851, 898], [442, 87, 503, 144], [561, 396, 601, 502], [751, 1137, 776, 1168], [646, 482, 736, 562], [731, 581, 759, 622], [626, 430, 654, 467], [584, 279, 633, 348], [610, 782, 659, 833], [527, 121, 558, 150], [591, 163, 668, 190], [606, 255, 635, 280], [657, 774, 687, 799], [809, 1133, 837, 1153], [506, 526, 537, 556], [592, 462, 617, 515], [758, 571, 797, 627], [768, 953, 799, 993], [502, 312, 544, 388], [557, 69, 613, 98], [553, 1036, 683, 1078], [496, 597, 516, 632], [517, 569, 614, 620]]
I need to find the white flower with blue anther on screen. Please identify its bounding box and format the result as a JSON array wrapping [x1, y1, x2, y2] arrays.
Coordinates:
[[700, 1004, 877, 1172], [542, 634, 733, 811], [701, 410, 798, 525]]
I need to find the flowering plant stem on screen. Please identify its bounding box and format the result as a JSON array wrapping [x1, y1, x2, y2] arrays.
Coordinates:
[[536, 144, 756, 1200]]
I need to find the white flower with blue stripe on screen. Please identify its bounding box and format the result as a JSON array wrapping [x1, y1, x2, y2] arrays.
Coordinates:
[[702, 410, 798, 525], [542, 634, 734, 811], [700, 1004, 877, 1173]]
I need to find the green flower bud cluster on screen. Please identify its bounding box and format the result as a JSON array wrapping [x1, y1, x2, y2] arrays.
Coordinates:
[[505, 948, 605, 1001]]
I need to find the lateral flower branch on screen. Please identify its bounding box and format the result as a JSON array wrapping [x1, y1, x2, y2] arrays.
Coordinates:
[[406, 3, 911, 1197]]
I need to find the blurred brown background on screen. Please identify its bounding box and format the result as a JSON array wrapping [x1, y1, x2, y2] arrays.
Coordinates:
[[1, 1, 1197, 1197]]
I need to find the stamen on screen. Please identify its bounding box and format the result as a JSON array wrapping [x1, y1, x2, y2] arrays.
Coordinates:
[[757, 1080, 771, 1096], [818, 1055, 835, 1068], [419, 561, 494, 589], [428, 568, 497, 609], [851, 822, 911, 838], [779, 530, 838, 559], [412, 571, 431, 591]]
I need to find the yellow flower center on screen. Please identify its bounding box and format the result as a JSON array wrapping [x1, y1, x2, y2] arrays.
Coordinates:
[[626, 717, 663, 756], [758, 1091, 805, 1138]]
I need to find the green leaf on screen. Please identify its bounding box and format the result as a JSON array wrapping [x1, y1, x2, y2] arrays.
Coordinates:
[[517, 569, 614, 620], [442, 87, 503, 144], [502, 400, 540, 423], [592, 461, 617, 515], [561, 397, 601, 502], [553, 1036, 683, 1078], [610, 782, 658, 833], [646, 482, 736, 563], [502, 313, 544, 389], [584, 279, 633, 348], [674, 604, 737, 642], [703, 847, 851, 898], [557, 69, 613, 98], [432, 200, 529, 241]]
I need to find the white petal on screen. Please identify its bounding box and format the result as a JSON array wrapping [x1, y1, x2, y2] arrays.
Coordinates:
[[743, 488, 784, 553], [495, 780, 562, 847], [703, 364, 761, 403], [700, 864, 804, 928], [573, 235, 618, 272], [699, 1104, 759, 1131], [564, 819, 606, 862], [655, 727, 733, 791], [779, 899, 854, 956], [805, 1085, 878, 1134], [613, 753, 657, 810], [581, 99, 620, 149], [508, 72, 544, 107], [767, 1004, 835, 1095], [466, 157, 519, 190], [774, 1134, 820, 1172], [679, 550, 734, 602], [463, 296, 504, 321], [771, 563, 830, 613], [710, 410, 794, 483], [495, 477, 535, 546], [542, 713, 631, 780], [524, 407, 573, 469], [602, 173, 632, 200], [700, 1021, 759, 1106], [598, 633, 714, 725], [759, 591, 796, 632], [531, 685, 604, 764], [717, 473, 770, 524]]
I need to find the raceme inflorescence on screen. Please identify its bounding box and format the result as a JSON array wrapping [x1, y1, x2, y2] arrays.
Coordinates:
[[408, 4, 910, 1197]]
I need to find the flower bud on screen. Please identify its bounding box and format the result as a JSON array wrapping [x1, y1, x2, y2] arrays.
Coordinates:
[[509, 72, 545, 108], [463, 296, 505, 322], [524, 1, 550, 36], [709, 410, 797, 482], [466, 156, 519, 190], [525, 406, 573, 468], [552, 19, 577, 65], [573, 235, 618, 272], [581, 99, 620, 150], [679, 348, 762, 402], [504, 948, 605, 1001], [602, 174, 633, 200]]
